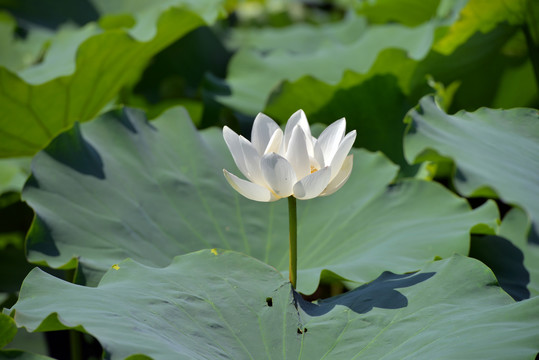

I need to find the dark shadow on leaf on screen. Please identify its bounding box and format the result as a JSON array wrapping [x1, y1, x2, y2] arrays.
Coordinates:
[[296, 271, 435, 316], [455, 167, 467, 182], [25, 215, 60, 257], [529, 223, 539, 246], [470, 235, 530, 301], [44, 123, 105, 179], [118, 108, 142, 134], [119, 107, 158, 132]]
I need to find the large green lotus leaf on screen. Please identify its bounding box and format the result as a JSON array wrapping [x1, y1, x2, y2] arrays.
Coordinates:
[[404, 95, 539, 235], [22, 106, 497, 294], [0, 1, 224, 158], [8, 251, 539, 359]]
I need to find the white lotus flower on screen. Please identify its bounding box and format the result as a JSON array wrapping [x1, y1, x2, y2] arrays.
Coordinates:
[[223, 110, 356, 202]]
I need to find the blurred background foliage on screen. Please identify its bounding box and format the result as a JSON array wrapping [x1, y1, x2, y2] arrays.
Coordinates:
[[0, 0, 537, 357]]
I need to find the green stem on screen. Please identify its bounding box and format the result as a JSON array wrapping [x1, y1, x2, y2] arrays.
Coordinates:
[[66, 269, 83, 360], [288, 196, 297, 289]]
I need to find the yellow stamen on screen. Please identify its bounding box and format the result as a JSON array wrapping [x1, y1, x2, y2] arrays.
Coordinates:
[[310, 165, 318, 174], [211, 248, 219, 256], [112, 264, 120, 270]]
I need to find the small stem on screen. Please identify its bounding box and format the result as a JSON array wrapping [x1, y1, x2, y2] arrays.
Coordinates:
[[288, 196, 297, 289], [66, 269, 83, 360]]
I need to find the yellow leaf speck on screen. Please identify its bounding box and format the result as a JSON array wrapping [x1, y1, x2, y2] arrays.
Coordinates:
[[112, 264, 120, 270], [211, 249, 218, 256]]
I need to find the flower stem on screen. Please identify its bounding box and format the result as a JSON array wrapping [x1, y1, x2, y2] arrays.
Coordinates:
[[288, 196, 297, 289]]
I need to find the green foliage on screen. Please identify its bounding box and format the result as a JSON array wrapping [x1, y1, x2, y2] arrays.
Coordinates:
[[8, 251, 539, 359], [1, 0, 538, 358]]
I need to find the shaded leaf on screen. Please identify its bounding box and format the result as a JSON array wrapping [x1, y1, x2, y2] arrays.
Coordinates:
[[8, 251, 539, 359]]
